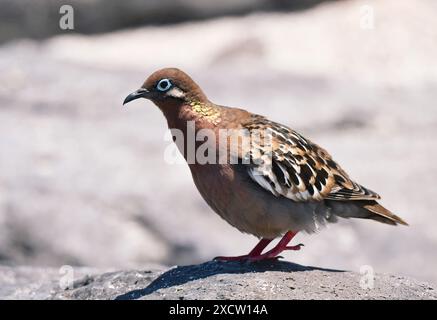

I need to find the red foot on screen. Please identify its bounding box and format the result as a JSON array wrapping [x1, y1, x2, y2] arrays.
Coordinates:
[[214, 231, 302, 262], [286, 244, 304, 251], [214, 238, 272, 261]]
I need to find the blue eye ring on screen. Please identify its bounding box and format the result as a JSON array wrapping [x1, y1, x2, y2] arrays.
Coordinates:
[[156, 78, 172, 92]]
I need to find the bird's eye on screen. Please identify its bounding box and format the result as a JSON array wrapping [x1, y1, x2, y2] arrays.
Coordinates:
[[156, 78, 172, 92]]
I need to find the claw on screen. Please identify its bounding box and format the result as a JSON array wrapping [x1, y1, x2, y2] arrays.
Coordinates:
[[285, 243, 304, 251]]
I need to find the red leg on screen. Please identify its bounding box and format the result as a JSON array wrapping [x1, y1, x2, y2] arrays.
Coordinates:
[[247, 231, 303, 261], [248, 238, 272, 256], [214, 231, 303, 262], [214, 238, 272, 261]]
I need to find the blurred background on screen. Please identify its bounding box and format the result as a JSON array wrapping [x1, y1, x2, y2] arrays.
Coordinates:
[[1, 0, 437, 285]]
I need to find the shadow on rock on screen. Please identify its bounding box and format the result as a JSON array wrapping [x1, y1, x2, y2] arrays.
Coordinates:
[[115, 259, 344, 300]]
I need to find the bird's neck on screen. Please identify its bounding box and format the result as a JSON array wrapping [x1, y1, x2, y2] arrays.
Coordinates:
[[158, 100, 223, 165], [158, 100, 253, 167], [187, 101, 222, 125], [161, 100, 221, 131]]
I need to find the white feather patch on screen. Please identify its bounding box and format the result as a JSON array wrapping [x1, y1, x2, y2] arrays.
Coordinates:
[[166, 87, 185, 99]]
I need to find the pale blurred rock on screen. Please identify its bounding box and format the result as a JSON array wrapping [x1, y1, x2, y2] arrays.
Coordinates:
[[0, 0, 437, 286]]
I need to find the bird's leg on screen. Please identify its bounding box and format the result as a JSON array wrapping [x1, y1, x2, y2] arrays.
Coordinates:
[[214, 231, 302, 262], [247, 238, 273, 256], [214, 238, 272, 261], [247, 231, 302, 261]]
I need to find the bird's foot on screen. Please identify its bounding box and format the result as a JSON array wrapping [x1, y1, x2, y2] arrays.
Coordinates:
[[214, 244, 304, 262], [286, 243, 304, 251], [214, 231, 302, 263], [243, 245, 303, 262]]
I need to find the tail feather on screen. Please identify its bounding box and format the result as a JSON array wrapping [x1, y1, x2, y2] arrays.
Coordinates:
[[362, 202, 408, 226], [326, 200, 408, 226]]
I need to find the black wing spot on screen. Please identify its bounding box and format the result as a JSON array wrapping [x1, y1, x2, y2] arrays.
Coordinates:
[[326, 158, 338, 169], [307, 184, 315, 196], [284, 164, 300, 186], [264, 175, 277, 189], [334, 174, 346, 185], [317, 168, 329, 182], [300, 164, 313, 186], [314, 179, 323, 192], [307, 157, 317, 168], [272, 161, 287, 186]]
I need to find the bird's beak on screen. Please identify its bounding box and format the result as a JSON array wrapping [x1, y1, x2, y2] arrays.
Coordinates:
[[123, 88, 151, 105]]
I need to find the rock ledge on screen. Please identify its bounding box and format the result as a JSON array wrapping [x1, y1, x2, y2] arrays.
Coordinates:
[[1, 261, 435, 300]]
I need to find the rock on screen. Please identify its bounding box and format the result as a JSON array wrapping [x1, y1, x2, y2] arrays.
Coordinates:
[[0, 265, 98, 299], [0, 262, 435, 300], [0, 0, 333, 43]]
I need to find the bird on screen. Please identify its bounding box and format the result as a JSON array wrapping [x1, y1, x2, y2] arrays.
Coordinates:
[[123, 67, 408, 262]]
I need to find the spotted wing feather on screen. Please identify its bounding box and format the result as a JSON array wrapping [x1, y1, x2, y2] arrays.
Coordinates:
[[242, 116, 380, 202]]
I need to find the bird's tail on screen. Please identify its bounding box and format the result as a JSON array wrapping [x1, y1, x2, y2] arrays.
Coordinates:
[[326, 200, 408, 226], [361, 201, 408, 226]]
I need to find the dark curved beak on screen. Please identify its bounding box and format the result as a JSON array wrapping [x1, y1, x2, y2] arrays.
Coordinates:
[[123, 88, 151, 105]]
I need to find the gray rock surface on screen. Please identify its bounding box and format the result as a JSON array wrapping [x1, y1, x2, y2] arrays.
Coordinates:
[[0, 262, 435, 300]]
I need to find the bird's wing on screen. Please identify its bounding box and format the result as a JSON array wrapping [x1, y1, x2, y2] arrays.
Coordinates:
[[240, 117, 380, 202]]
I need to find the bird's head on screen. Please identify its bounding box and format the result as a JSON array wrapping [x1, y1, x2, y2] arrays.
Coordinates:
[[123, 68, 208, 110]]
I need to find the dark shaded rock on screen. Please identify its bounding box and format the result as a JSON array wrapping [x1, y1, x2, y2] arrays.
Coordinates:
[[0, 0, 341, 43]]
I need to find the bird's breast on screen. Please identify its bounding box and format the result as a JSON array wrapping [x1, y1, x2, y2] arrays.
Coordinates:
[[188, 163, 303, 238]]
